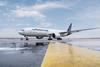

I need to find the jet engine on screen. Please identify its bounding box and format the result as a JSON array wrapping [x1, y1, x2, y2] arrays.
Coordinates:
[[51, 33, 61, 39]]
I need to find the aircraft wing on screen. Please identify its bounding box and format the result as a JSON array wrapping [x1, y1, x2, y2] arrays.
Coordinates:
[[60, 27, 100, 36], [71, 27, 100, 33]]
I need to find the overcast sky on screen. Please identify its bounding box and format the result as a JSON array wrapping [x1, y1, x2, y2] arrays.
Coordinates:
[[0, 0, 100, 38]]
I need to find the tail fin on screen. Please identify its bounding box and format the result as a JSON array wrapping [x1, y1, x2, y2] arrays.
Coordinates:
[[67, 23, 72, 35], [59, 23, 72, 36]]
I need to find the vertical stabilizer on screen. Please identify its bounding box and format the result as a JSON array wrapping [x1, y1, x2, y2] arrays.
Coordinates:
[[67, 23, 72, 35]]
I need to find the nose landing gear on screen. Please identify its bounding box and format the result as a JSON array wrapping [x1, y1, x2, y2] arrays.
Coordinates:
[[25, 37, 29, 40]]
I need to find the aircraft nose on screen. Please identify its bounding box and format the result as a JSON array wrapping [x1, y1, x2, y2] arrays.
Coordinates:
[[18, 31, 23, 35]]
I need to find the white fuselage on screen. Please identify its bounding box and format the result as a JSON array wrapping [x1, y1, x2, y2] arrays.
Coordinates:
[[18, 27, 62, 37], [18, 23, 98, 40]]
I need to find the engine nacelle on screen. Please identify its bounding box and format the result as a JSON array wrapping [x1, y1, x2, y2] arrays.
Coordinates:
[[51, 33, 61, 39]]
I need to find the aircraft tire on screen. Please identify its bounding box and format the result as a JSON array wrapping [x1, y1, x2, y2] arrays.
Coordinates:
[[57, 38, 62, 40], [48, 38, 52, 40]]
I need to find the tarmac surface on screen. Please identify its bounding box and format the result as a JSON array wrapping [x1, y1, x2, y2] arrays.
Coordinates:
[[0, 39, 49, 67], [0, 38, 100, 67]]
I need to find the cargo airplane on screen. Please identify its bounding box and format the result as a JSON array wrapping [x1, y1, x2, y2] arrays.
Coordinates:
[[18, 23, 99, 40]]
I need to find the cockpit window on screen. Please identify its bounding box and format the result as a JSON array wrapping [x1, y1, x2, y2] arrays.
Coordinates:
[[21, 29, 24, 31]]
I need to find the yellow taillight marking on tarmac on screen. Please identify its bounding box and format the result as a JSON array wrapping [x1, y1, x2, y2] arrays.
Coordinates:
[[41, 42, 100, 67]]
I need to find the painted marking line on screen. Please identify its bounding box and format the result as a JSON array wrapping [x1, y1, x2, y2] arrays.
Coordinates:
[[41, 42, 100, 67]]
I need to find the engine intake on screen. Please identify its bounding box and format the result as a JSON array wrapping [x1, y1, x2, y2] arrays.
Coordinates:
[[51, 33, 61, 39], [52, 33, 56, 38]]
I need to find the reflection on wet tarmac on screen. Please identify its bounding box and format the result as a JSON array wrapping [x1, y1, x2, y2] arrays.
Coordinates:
[[0, 39, 49, 67]]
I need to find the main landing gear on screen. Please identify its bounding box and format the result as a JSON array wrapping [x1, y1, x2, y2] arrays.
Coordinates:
[[57, 38, 62, 40], [48, 37, 62, 40], [48, 36, 52, 40]]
